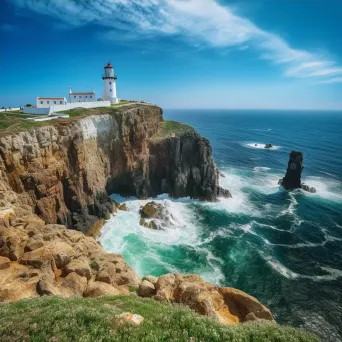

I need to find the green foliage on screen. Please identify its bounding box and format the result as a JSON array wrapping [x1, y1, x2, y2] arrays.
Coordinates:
[[152, 120, 195, 140], [89, 260, 100, 271], [25, 104, 33, 107], [0, 296, 319, 342], [128, 286, 138, 292]]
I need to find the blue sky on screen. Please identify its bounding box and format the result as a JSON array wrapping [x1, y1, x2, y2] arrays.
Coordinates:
[[1, 0, 342, 109]]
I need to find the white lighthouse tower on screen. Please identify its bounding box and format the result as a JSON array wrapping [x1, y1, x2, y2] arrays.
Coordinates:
[[102, 62, 119, 104]]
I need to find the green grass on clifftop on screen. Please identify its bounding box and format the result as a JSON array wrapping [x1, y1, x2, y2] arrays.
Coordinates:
[[152, 120, 195, 140], [0, 296, 318, 342], [0, 103, 143, 135]]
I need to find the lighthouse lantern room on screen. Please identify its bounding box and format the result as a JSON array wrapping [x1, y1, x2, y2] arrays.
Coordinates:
[[102, 62, 119, 104]]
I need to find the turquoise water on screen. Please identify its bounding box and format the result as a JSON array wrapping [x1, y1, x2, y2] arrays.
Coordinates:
[[100, 110, 342, 341]]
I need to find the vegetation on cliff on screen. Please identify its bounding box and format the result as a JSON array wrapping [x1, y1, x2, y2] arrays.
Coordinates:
[[151, 120, 195, 140], [0, 296, 318, 342]]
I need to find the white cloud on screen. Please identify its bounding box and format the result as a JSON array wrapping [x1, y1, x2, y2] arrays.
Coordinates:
[[11, 0, 342, 83]]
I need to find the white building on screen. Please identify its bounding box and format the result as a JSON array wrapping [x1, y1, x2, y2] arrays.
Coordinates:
[[36, 97, 67, 108], [69, 89, 96, 103], [102, 62, 119, 104]]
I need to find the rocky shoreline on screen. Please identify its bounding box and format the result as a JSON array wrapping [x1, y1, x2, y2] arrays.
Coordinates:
[[0, 104, 229, 235], [0, 104, 273, 327]]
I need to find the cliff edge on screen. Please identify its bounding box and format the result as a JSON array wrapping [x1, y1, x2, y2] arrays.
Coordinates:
[[0, 104, 229, 233]]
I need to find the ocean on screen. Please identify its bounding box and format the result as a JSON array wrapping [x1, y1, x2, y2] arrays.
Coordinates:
[[99, 110, 342, 341]]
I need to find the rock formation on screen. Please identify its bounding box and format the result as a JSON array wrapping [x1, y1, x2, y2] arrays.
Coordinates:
[[0, 104, 230, 234], [138, 273, 275, 325], [278, 150, 316, 193], [264, 144, 273, 149]]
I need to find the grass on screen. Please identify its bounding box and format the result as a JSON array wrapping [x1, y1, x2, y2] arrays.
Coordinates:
[[0, 296, 319, 342], [89, 260, 100, 271], [152, 120, 195, 140], [0, 112, 46, 135], [0, 103, 140, 135]]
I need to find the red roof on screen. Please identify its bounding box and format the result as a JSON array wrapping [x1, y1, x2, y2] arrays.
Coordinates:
[[104, 62, 113, 69]]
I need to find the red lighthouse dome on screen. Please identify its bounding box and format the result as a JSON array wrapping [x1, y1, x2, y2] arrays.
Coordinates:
[[104, 62, 113, 69]]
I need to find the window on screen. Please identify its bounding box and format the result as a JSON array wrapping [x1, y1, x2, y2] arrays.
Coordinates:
[[90, 96, 92, 98], [47, 101, 49, 104], [54, 101, 56, 104], [109, 82, 111, 85], [60, 101, 62, 104], [79, 96, 82, 98], [110, 89, 112, 92], [74, 96, 76, 98], [40, 101, 43, 104], [85, 96, 87, 98]]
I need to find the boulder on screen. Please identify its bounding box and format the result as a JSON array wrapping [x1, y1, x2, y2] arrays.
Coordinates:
[[84, 281, 122, 297], [144, 275, 158, 285], [219, 287, 274, 322], [64, 257, 92, 280], [45, 241, 73, 269], [0, 227, 29, 261], [26, 234, 44, 251], [137, 280, 156, 297], [139, 202, 163, 219], [279, 150, 316, 192], [36, 279, 60, 296], [118, 203, 128, 211], [60, 272, 87, 297], [153, 273, 274, 325], [0, 256, 10, 270], [264, 144, 273, 149]]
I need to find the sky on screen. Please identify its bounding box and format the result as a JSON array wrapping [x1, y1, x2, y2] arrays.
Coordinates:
[[1, 0, 342, 110]]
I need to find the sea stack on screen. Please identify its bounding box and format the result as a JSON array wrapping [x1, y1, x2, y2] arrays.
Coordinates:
[[278, 150, 316, 193]]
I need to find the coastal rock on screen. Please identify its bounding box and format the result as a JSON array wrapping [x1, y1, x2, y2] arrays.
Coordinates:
[[137, 280, 156, 297], [139, 201, 163, 219], [84, 281, 122, 297], [264, 144, 273, 149], [0, 104, 229, 234], [152, 273, 274, 325], [0, 256, 10, 270], [145, 275, 158, 285], [64, 257, 92, 280], [279, 150, 316, 192]]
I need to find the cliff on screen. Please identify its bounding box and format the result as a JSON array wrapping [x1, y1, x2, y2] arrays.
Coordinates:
[[0, 104, 229, 233]]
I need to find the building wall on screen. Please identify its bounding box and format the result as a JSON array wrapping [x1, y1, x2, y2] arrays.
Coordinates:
[[23, 107, 53, 115], [52, 101, 111, 112], [0, 108, 21, 112], [37, 99, 67, 108], [69, 93, 96, 103], [23, 101, 111, 115]]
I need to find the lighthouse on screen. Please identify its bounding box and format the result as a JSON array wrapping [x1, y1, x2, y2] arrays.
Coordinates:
[[102, 62, 119, 104]]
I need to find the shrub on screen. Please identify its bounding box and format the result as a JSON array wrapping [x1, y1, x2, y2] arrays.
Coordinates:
[[89, 260, 99, 271]]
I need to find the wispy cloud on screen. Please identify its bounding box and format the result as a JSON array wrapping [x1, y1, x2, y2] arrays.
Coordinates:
[[11, 0, 342, 83]]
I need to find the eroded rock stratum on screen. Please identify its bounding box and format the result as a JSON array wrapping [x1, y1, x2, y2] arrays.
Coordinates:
[[0, 104, 229, 233]]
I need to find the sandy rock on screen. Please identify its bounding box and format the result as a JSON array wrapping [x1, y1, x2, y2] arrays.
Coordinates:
[[84, 281, 122, 297], [153, 273, 274, 325], [0, 256, 10, 270], [115, 312, 144, 326], [139, 202, 163, 219], [26, 234, 44, 251], [219, 287, 274, 322], [118, 203, 128, 211], [145, 275, 158, 285], [95, 261, 116, 285], [36, 279, 61, 296], [45, 241, 73, 268], [0, 227, 29, 261], [65, 257, 92, 280], [137, 280, 156, 297], [60, 272, 87, 297]]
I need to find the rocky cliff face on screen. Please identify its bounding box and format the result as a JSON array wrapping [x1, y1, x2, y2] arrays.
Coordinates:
[[0, 104, 229, 233]]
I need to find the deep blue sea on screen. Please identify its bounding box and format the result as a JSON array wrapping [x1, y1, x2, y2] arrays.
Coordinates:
[[100, 110, 342, 341]]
